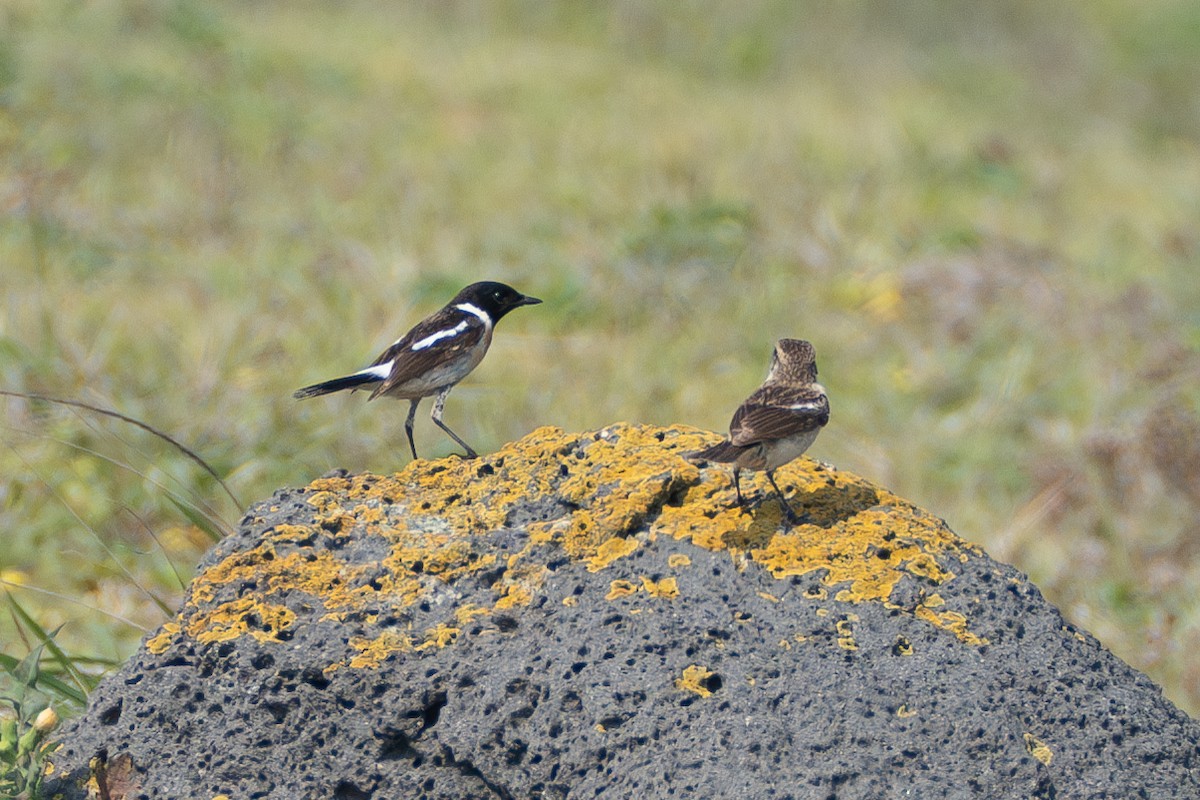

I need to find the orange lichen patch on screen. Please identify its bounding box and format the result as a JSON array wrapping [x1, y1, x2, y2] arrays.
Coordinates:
[[381, 427, 574, 542], [655, 478, 750, 552], [270, 524, 319, 544], [676, 665, 719, 698], [916, 603, 988, 646], [642, 576, 679, 599], [192, 546, 375, 611], [495, 581, 534, 610], [455, 604, 491, 626], [388, 424, 700, 561], [187, 597, 296, 644], [553, 427, 705, 554], [304, 490, 339, 509], [344, 631, 412, 670], [145, 622, 180, 655], [383, 532, 495, 582], [836, 617, 859, 651], [586, 536, 640, 572], [905, 553, 946, 580], [657, 486, 986, 643], [418, 623, 460, 650], [1023, 733, 1053, 766], [494, 560, 548, 611], [607, 580, 639, 600], [750, 508, 955, 597], [157, 423, 987, 668]]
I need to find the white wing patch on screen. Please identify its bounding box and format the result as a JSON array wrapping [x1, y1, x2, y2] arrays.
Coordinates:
[[454, 302, 492, 328], [353, 362, 393, 380], [412, 320, 469, 351]]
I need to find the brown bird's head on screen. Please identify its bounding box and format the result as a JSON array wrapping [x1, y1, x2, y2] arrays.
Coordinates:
[[767, 338, 819, 384]]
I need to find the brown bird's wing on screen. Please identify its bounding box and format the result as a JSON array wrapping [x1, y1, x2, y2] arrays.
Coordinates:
[[728, 384, 829, 446], [366, 307, 489, 398]]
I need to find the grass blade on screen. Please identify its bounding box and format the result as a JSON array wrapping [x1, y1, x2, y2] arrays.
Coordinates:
[[0, 390, 242, 508], [167, 495, 226, 543], [5, 594, 95, 695]]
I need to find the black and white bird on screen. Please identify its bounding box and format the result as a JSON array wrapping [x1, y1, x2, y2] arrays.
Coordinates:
[[293, 281, 541, 460], [688, 339, 829, 521]]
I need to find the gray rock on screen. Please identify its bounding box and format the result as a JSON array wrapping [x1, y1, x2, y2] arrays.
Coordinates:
[[47, 424, 1200, 799]]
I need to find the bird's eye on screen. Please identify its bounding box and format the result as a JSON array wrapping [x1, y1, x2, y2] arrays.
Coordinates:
[[493, 290, 505, 301]]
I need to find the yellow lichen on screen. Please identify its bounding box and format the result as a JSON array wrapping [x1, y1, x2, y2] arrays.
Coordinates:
[[418, 624, 459, 650], [155, 423, 986, 672], [836, 616, 859, 651], [642, 576, 679, 599], [607, 580, 639, 600], [145, 622, 180, 655], [495, 582, 534, 610], [343, 631, 412, 670], [1023, 733, 1053, 765], [586, 536, 640, 572], [187, 598, 296, 644], [455, 604, 490, 625], [915, 596, 989, 646], [676, 665, 718, 698]]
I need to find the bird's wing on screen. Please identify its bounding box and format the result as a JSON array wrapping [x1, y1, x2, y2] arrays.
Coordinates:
[[366, 307, 489, 397], [729, 384, 829, 446]]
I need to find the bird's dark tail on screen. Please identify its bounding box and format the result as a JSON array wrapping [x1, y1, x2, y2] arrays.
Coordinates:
[[293, 373, 382, 400], [687, 439, 746, 464]]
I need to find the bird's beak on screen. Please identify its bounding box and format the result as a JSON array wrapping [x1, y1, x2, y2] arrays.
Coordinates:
[[518, 294, 543, 306]]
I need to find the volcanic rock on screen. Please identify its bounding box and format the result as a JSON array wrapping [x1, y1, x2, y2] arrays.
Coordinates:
[[46, 424, 1200, 799]]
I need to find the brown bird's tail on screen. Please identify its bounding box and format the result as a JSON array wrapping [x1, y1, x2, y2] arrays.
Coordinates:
[[687, 439, 746, 464]]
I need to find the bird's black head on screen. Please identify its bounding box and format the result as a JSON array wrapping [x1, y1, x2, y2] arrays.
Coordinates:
[[453, 281, 542, 322]]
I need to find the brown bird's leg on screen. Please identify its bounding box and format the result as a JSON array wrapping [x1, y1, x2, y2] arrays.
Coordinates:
[[404, 398, 421, 460], [766, 470, 800, 524], [733, 467, 746, 507], [430, 386, 479, 459]]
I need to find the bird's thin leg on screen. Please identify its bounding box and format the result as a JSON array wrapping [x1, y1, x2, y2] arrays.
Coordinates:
[[404, 398, 421, 460], [766, 470, 800, 523], [430, 386, 478, 459], [733, 467, 746, 507]]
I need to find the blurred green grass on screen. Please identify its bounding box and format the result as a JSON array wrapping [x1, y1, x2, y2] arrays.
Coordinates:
[[2, 0, 1199, 716]]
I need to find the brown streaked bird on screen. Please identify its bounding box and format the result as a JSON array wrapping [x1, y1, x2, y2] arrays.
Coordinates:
[[293, 281, 541, 460], [688, 338, 829, 521]]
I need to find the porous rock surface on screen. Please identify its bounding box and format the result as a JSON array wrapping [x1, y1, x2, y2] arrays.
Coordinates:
[[48, 424, 1200, 799]]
